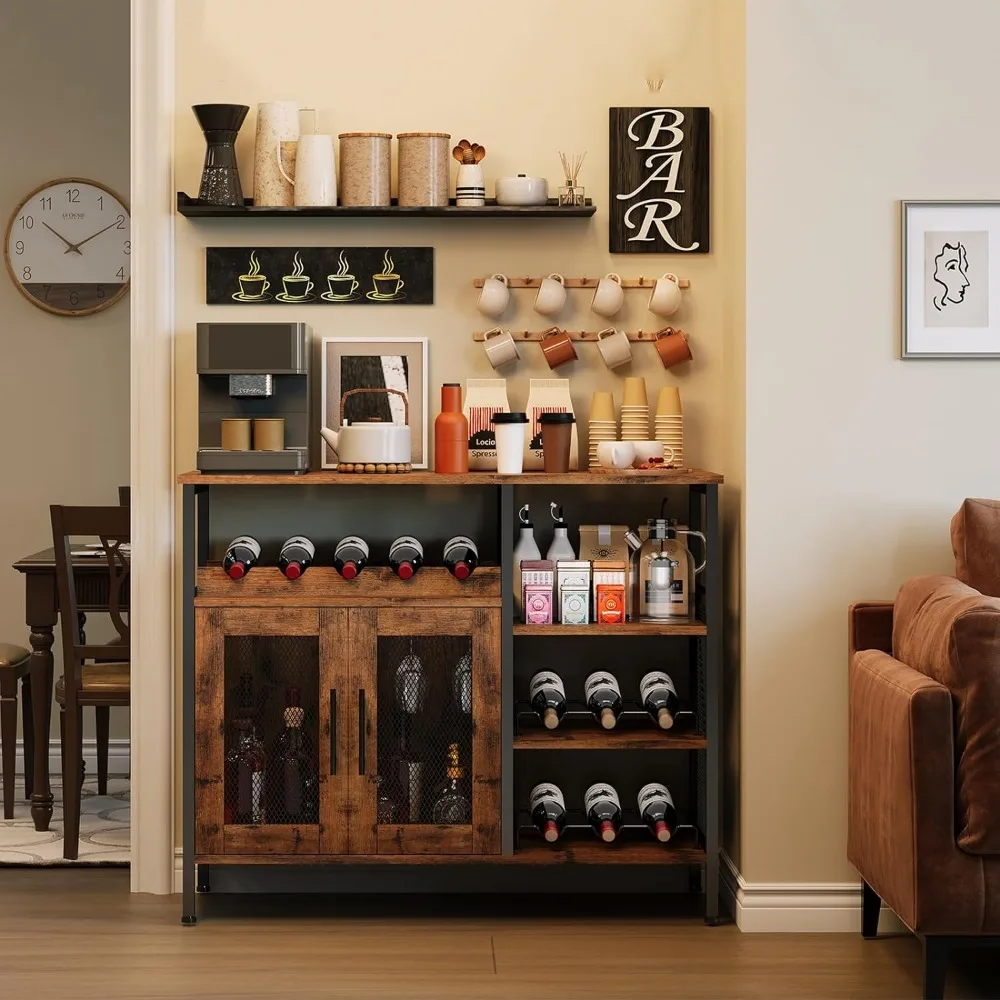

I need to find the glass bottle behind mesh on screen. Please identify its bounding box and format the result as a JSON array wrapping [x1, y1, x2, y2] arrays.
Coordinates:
[[225, 718, 265, 825], [269, 687, 317, 823], [431, 742, 471, 824]]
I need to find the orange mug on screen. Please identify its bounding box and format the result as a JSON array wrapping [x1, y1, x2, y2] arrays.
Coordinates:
[[540, 327, 578, 369], [654, 327, 692, 369]]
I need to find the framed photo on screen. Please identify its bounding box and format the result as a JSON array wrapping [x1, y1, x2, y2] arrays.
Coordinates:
[[903, 201, 1000, 358], [321, 337, 429, 468]]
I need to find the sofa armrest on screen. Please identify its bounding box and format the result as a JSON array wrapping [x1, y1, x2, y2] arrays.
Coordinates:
[[849, 602, 894, 656], [848, 649, 984, 933]]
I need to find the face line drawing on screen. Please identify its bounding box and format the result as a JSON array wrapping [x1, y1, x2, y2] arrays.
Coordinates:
[[932, 241, 970, 311]]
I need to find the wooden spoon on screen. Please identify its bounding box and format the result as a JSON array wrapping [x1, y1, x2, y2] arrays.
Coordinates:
[[473, 144, 486, 163]]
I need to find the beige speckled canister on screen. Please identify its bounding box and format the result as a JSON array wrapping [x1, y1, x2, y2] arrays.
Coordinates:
[[338, 132, 392, 207], [397, 132, 451, 207], [253, 102, 300, 207]]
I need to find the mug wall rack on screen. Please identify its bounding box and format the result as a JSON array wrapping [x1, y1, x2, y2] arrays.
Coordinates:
[[472, 327, 686, 343], [472, 276, 690, 289]]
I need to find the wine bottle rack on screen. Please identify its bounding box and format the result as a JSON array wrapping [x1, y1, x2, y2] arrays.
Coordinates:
[[180, 472, 723, 925]]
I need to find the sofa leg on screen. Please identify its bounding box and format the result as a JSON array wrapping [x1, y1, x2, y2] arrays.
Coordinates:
[[861, 880, 881, 940], [922, 936, 950, 1000]]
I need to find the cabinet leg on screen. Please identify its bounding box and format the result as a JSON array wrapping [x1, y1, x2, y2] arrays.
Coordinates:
[[862, 880, 881, 939], [181, 853, 198, 925], [922, 936, 950, 1000], [704, 854, 720, 925], [197, 863, 211, 893]]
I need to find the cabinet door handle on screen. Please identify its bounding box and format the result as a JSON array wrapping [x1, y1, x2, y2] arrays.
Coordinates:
[[358, 689, 367, 776], [329, 689, 337, 775]]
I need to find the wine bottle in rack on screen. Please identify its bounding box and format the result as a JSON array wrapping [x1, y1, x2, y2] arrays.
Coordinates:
[[640, 671, 679, 730], [278, 535, 315, 580], [584, 782, 623, 843], [443, 536, 479, 579], [584, 672, 622, 730], [389, 536, 424, 579], [333, 536, 369, 579], [529, 671, 567, 729], [530, 783, 568, 842], [638, 782, 678, 843], [223, 535, 261, 580]]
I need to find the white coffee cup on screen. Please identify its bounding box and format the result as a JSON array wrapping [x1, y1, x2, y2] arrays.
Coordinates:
[[534, 273, 567, 317], [632, 440, 675, 466], [648, 273, 682, 317], [277, 133, 337, 207], [483, 327, 520, 369], [596, 327, 632, 370], [492, 411, 529, 474], [597, 440, 636, 469], [591, 273, 624, 318], [478, 274, 510, 318]]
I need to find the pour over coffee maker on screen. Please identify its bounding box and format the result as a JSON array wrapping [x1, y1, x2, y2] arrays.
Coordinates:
[[193, 104, 249, 206], [634, 516, 707, 621]]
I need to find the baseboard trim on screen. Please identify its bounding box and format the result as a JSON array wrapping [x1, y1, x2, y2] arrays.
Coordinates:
[[13, 739, 131, 778], [721, 851, 908, 933]]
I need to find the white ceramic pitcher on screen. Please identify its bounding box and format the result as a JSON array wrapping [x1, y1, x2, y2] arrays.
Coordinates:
[[278, 134, 336, 207], [253, 101, 300, 207]]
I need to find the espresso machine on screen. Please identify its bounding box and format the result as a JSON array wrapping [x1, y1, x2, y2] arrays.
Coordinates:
[[196, 322, 311, 473]]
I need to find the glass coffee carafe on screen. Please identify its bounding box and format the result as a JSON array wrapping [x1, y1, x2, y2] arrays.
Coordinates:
[[633, 518, 707, 621]]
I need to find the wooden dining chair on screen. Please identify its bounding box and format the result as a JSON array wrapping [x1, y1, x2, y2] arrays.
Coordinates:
[[50, 505, 130, 860]]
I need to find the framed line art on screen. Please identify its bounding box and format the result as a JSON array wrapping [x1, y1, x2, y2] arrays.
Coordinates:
[[902, 201, 1000, 358], [320, 337, 429, 469]]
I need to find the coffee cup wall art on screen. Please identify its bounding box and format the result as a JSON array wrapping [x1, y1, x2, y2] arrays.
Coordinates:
[[206, 246, 434, 305]]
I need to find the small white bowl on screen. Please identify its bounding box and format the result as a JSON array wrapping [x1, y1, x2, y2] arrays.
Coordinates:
[[495, 174, 549, 206]]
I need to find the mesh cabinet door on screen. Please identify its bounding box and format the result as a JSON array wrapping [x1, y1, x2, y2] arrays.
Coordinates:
[[354, 607, 500, 856]]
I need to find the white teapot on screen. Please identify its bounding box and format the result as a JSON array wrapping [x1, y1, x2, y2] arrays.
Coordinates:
[[320, 388, 412, 465]]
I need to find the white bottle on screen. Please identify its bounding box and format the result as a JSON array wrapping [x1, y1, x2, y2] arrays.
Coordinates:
[[545, 502, 577, 562], [513, 504, 541, 616]]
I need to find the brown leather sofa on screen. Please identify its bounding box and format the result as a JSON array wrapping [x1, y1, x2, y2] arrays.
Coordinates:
[[849, 499, 1000, 999]]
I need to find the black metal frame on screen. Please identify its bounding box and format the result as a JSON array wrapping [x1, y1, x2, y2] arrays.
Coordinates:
[[180, 481, 724, 925]]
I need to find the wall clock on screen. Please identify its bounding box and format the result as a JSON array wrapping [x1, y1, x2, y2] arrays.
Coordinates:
[[4, 177, 130, 316]]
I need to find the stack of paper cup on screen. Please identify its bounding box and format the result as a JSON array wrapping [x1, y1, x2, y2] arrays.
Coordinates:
[[589, 391, 618, 469], [620, 377, 650, 441], [654, 386, 683, 467]]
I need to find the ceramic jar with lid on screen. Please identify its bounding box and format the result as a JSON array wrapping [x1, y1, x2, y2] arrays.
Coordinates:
[[338, 132, 391, 206], [397, 132, 451, 207]]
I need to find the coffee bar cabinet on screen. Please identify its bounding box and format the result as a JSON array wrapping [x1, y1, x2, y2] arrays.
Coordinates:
[[180, 470, 723, 926]]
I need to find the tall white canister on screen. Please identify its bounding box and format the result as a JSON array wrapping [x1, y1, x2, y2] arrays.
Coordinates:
[[253, 101, 300, 207]]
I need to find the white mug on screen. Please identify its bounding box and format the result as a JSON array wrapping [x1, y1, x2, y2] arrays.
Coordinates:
[[483, 327, 520, 368], [591, 273, 624, 318], [278, 133, 337, 207], [632, 441, 675, 466], [596, 327, 631, 370], [597, 440, 636, 470], [478, 274, 510, 318], [648, 273, 682, 317], [534, 273, 567, 318]]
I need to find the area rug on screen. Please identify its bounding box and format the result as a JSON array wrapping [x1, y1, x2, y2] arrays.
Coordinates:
[[0, 776, 129, 864]]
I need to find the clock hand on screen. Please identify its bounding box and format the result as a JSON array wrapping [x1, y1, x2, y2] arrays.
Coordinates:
[[63, 219, 121, 254], [41, 222, 82, 255]]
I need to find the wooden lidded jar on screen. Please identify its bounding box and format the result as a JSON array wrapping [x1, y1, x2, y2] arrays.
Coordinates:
[[397, 132, 451, 207], [338, 132, 391, 206]]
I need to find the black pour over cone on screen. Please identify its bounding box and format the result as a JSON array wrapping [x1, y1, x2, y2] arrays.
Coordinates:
[[192, 104, 249, 206]]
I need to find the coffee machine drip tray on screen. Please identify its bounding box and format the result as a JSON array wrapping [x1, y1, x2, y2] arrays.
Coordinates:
[[197, 447, 309, 474]]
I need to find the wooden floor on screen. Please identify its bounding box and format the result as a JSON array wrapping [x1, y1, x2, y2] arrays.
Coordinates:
[[1, 869, 998, 999]]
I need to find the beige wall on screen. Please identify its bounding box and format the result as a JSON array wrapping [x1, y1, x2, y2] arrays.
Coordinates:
[[0, 0, 130, 741], [172, 0, 746, 842], [743, 0, 1000, 882]]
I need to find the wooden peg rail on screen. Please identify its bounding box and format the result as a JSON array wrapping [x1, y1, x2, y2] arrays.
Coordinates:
[[472, 328, 684, 343], [472, 276, 691, 290]]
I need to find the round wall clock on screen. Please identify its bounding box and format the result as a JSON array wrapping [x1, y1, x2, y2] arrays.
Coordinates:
[[4, 178, 131, 317]]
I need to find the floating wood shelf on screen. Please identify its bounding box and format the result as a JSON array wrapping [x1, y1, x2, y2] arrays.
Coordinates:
[[473, 276, 690, 289], [176, 193, 596, 219], [473, 327, 686, 343], [178, 469, 724, 486], [514, 723, 707, 750], [513, 621, 706, 636]]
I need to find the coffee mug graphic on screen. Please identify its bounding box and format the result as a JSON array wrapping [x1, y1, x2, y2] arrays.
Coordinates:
[[372, 249, 404, 298], [478, 274, 510, 318], [328, 274, 359, 298], [534, 273, 567, 317], [592, 273, 624, 318], [281, 250, 313, 299], [239, 274, 270, 299]]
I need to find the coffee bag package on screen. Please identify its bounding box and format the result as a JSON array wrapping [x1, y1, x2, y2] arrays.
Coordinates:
[[523, 378, 578, 471], [464, 379, 510, 471], [579, 525, 630, 564]]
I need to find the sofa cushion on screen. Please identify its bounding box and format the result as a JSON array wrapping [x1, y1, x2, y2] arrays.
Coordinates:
[[952, 498, 1000, 597], [893, 575, 1000, 855]]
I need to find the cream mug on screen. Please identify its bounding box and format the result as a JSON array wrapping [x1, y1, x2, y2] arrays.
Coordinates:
[[632, 441, 675, 466], [534, 273, 567, 317], [478, 274, 510, 318], [482, 327, 520, 368], [597, 440, 636, 469], [648, 273, 682, 317], [596, 327, 631, 370], [277, 133, 337, 207], [591, 273, 624, 318]]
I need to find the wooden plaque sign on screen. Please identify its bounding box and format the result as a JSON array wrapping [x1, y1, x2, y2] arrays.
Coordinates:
[[609, 106, 710, 254]]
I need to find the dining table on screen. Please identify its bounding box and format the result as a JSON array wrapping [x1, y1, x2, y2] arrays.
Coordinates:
[[12, 545, 129, 832]]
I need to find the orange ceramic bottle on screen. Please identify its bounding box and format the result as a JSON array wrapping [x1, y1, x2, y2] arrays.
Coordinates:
[[434, 383, 469, 473]]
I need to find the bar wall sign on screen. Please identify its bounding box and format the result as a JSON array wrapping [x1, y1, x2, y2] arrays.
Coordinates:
[[609, 106, 710, 254]]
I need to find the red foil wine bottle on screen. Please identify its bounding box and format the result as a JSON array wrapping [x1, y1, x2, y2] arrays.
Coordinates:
[[638, 782, 678, 843], [530, 782, 568, 843], [443, 536, 478, 579], [333, 536, 369, 579], [223, 535, 261, 580], [584, 782, 623, 843], [389, 536, 424, 580], [278, 536, 315, 580]]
